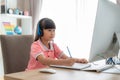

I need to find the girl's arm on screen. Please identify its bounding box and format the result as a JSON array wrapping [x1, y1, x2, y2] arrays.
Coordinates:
[[37, 54, 75, 66], [60, 53, 88, 63]]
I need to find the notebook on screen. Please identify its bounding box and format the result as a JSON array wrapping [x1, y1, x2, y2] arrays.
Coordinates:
[[50, 63, 91, 70]]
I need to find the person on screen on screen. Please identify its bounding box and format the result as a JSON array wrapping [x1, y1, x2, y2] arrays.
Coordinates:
[[26, 18, 88, 70]]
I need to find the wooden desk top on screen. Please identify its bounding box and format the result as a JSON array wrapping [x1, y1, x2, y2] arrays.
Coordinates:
[[3, 68, 120, 80]]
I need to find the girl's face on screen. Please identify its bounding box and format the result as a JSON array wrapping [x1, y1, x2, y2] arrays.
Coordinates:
[[42, 29, 55, 41]]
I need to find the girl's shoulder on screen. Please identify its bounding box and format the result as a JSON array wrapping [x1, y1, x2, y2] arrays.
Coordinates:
[[32, 40, 40, 45], [31, 40, 41, 48]]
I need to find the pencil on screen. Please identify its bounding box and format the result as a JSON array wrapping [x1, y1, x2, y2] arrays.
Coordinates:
[[67, 46, 72, 58]]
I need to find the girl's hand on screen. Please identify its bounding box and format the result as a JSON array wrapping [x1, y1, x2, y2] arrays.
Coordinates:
[[64, 58, 76, 66], [76, 58, 88, 63]]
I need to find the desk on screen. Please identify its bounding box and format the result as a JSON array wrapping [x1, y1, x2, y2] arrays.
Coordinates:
[[3, 68, 120, 80]]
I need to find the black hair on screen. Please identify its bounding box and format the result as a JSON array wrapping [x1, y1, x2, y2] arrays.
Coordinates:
[[34, 18, 56, 41]]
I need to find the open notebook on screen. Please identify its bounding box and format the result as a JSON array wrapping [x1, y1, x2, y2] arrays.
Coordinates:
[[50, 63, 91, 70]]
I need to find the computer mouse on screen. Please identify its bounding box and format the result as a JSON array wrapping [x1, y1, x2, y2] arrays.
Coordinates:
[[39, 68, 56, 74]]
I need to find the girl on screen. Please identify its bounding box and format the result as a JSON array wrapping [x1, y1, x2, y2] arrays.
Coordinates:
[[26, 18, 88, 70]]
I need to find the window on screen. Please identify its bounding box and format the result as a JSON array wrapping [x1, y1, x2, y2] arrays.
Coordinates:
[[40, 0, 98, 59]]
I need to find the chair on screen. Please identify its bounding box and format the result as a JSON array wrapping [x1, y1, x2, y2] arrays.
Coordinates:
[[0, 35, 34, 74]]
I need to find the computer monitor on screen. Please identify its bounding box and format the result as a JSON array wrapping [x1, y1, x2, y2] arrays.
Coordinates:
[[89, 0, 120, 62]]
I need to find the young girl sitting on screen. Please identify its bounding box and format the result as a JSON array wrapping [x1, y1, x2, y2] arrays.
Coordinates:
[[26, 18, 88, 70]]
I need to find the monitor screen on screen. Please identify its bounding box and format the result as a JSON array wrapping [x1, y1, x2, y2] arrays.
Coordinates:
[[89, 0, 120, 62]]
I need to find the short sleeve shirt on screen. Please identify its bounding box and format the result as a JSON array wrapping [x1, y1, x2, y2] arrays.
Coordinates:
[[26, 40, 63, 70]]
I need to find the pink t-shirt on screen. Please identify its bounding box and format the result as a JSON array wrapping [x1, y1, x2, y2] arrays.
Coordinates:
[[26, 40, 63, 70]]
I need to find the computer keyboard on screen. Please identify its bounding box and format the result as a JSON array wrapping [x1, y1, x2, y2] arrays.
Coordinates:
[[83, 63, 114, 72], [96, 64, 114, 72], [50, 63, 91, 70]]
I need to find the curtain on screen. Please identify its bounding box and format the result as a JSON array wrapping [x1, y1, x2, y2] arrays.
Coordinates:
[[117, 0, 120, 4], [29, 0, 42, 34], [39, 0, 98, 59]]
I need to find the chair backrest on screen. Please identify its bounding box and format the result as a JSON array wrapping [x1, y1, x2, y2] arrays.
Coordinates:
[[0, 35, 34, 74]]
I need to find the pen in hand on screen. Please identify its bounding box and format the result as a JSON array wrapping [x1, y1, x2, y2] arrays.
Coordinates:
[[67, 46, 72, 58]]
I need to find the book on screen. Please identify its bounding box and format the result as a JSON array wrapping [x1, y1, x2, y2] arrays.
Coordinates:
[[50, 63, 91, 70], [2, 22, 15, 35]]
